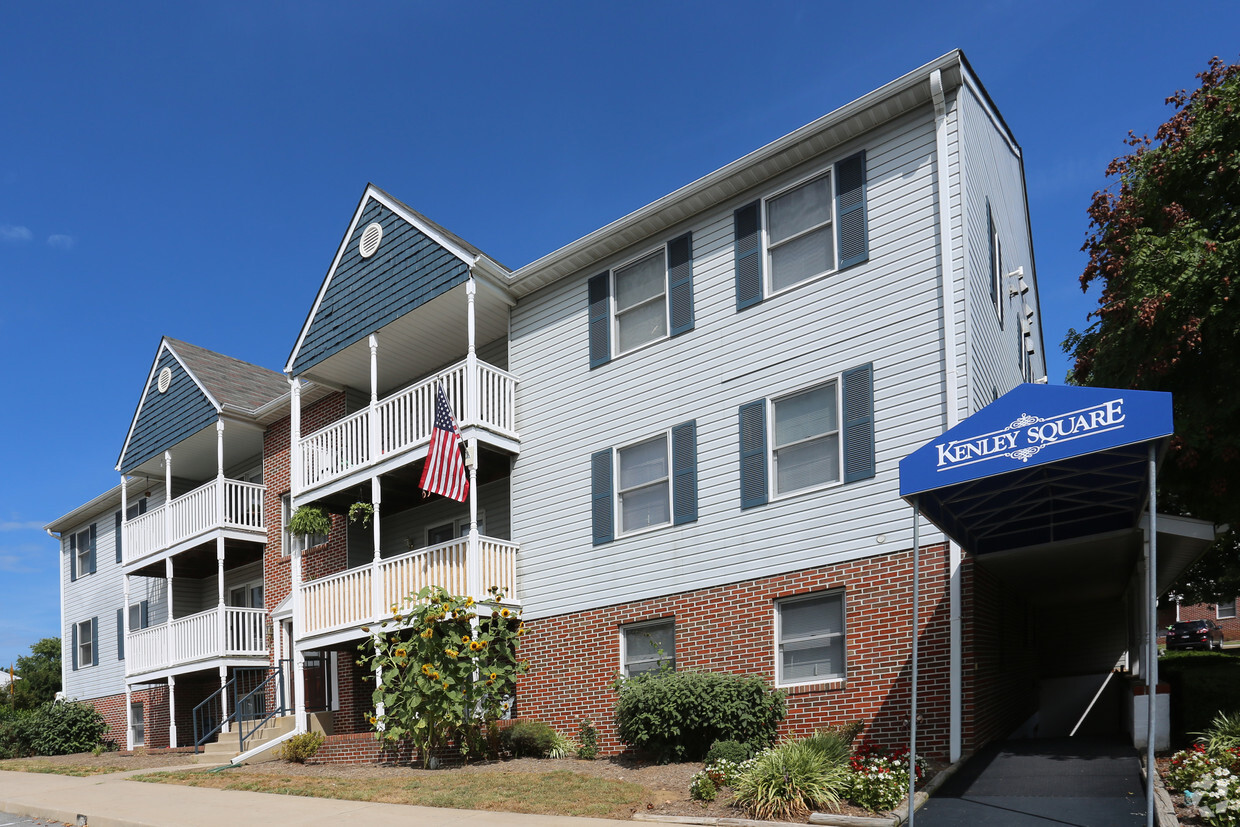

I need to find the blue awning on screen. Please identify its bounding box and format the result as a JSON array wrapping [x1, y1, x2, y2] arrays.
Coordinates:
[[899, 384, 1173, 555]]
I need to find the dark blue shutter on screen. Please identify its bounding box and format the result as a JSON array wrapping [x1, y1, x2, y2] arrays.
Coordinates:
[[139, 497, 148, 514], [115, 511, 123, 564], [90, 617, 98, 667], [141, 600, 149, 628], [738, 400, 768, 509], [69, 533, 77, 582], [667, 232, 695, 336], [734, 201, 763, 310], [591, 449, 614, 545], [836, 151, 869, 268], [842, 364, 876, 483], [588, 272, 611, 368], [671, 421, 698, 525], [88, 523, 97, 574], [71, 622, 78, 671], [987, 200, 997, 309], [117, 608, 125, 661]]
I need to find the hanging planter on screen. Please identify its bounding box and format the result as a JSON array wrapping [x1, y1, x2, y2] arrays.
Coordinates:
[[288, 505, 331, 540], [349, 501, 374, 528]]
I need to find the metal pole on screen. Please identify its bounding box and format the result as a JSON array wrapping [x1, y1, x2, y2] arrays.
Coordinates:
[[1146, 445, 1158, 827], [909, 495, 920, 827]]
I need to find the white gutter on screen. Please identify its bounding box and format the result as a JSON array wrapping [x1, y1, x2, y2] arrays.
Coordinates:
[[930, 68, 965, 764]]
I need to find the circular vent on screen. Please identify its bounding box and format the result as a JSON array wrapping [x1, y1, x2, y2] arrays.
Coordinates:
[[157, 367, 172, 393], [359, 222, 383, 258]]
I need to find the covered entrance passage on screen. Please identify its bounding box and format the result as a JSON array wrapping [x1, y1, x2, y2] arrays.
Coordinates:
[[899, 384, 1216, 827]]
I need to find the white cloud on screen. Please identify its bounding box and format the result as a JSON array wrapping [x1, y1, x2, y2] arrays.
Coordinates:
[[0, 521, 46, 532], [0, 225, 32, 242], [47, 234, 76, 249]]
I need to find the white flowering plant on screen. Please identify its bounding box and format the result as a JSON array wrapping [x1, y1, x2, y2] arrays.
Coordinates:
[[1190, 765, 1240, 827]]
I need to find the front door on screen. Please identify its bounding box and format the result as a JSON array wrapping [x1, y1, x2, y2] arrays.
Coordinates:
[[303, 651, 331, 713]]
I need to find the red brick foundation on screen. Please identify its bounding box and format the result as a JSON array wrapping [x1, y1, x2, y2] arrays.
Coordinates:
[[515, 544, 953, 759], [85, 685, 171, 750], [308, 732, 414, 765]]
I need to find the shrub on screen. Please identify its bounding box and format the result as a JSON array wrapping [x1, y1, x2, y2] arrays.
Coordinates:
[[689, 770, 717, 801], [502, 719, 557, 758], [29, 701, 107, 756], [278, 731, 325, 763], [847, 747, 928, 813], [704, 757, 749, 787], [0, 708, 38, 759], [1189, 766, 1240, 826], [547, 728, 579, 759], [613, 671, 785, 763], [1202, 710, 1240, 757], [577, 719, 598, 760], [705, 739, 754, 765], [803, 730, 853, 767], [732, 740, 850, 820]]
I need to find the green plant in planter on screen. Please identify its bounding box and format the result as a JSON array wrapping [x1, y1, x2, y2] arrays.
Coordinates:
[[349, 502, 374, 528], [288, 505, 331, 538]]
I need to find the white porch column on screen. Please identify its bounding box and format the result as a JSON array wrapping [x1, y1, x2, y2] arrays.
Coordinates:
[[371, 476, 384, 619], [124, 686, 133, 751], [164, 558, 174, 666], [467, 436, 481, 598], [120, 476, 129, 567], [167, 674, 178, 748], [289, 377, 302, 496], [216, 420, 226, 522], [164, 451, 173, 549], [291, 546, 307, 731], [122, 571, 131, 679], [369, 334, 380, 463], [219, 664, 230, 735], [217, 538, 226, 657], [465, 279, 478, 426]]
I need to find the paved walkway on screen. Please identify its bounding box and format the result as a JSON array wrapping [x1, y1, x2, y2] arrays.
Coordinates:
[[0, 766, 637, 827], [915, 737, 1148, 826]]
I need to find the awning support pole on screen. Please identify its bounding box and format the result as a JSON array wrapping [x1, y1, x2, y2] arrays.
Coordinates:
[[1146, 445, 1157, 827], [909, 495, 920, 827]]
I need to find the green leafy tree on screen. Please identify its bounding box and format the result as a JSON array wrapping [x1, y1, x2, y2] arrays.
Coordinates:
[[357, 586, 526, 767], [11, 638, 61, 711], [1063, 57, 1240, 603]]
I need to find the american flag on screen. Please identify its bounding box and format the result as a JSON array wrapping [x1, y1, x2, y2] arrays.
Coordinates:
[[419, 382, 469, 502]]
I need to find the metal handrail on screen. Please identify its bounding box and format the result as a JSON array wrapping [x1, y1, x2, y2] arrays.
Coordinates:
[[191, 661, 291, 753], [236, 659, 290, 753]]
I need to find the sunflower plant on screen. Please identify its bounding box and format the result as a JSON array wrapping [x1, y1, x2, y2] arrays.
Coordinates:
[[357, 585, 526, 767]]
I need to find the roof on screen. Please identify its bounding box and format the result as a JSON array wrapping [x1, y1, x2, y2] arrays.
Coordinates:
[[164, 338, 288, 414], [44, 483, 123, 534]]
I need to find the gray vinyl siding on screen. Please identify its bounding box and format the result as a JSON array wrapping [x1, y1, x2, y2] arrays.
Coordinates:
[[170, 560, 264, 616], [121, 349, 218, 474], [476, 336, 509, 372], [61, 494, 169, 702], [957, 84, 1044, 412], [509, 105, 951, 620], [292, 197, 472, 374]]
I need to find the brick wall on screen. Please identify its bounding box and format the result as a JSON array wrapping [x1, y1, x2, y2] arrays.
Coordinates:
[[332, 654, 370, 735], [1159, 601, 1240, 640], [85, 685, 170, 749], [308, 732, 414, 766], [515, 544, 953, 759]]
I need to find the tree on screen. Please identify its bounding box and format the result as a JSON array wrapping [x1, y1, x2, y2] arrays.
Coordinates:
[[1063, 57, 1240, 603], [11, 637, 61, 710]]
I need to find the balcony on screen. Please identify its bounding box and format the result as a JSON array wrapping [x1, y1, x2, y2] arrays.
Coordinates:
[[299, 536, 519, 639], [126, 606, 268, 678], [296, 358, 517, 495], [124, 479, 266, 567]]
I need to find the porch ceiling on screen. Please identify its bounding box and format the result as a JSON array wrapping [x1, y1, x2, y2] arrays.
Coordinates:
[[128, 538, 263, 579], [294, 281, 511, 394], [125, 418, 265, 484]]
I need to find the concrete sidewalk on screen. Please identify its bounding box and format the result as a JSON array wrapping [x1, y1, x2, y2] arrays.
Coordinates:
[[0, 768, 638, 827]]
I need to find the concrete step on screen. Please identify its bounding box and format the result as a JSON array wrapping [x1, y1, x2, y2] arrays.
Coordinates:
[[196, 716, 296, 759]]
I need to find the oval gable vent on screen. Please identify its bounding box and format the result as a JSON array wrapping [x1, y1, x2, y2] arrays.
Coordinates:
[[359, 222, 383, 258], [157, 367, 172, 394]]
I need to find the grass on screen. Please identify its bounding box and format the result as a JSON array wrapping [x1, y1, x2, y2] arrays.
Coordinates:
[[135, 768, 653, 819], [0, 760, 131, 776]]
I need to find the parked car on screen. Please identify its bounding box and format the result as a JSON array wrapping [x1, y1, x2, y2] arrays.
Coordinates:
[[1166, 619, 1225, 651]]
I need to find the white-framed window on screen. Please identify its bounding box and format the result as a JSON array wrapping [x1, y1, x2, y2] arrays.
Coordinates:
[[613, 247, 669, 355], [131, 702, 145, 747], [76, 619, 94, 668], [776, 591, 845, 685], [989, 200, 1005, 327], [425, 512, 485, 547], [128, 602, 148, 631], [282, 494, 327, 555], [1219, 600, 1237, 620], [229, 580, 264, 609], [771, 380, 841, 497], [75, 528, 91, 577], [621, 619, 676, 677], [766, 170, 835, 294], [616, 433, 670, 535]]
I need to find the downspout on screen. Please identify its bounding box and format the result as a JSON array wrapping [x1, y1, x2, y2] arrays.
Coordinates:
[[930, 68, 965, 763]]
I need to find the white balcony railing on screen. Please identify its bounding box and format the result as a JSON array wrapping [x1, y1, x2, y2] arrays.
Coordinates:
[[124, 478, 265, 566], [297, 358, 518, 492], [300, 536, 519, 638], [126, 606, 267, 676]]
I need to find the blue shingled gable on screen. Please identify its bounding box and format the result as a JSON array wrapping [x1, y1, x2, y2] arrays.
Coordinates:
[[120, 347, 218, 474], [291, 196, 472, 375]]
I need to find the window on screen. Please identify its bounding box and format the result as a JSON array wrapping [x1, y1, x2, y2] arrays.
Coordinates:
[[767, 172, 835, 293], [128, 602, 149, 631], [591, 422, 698, 545], [229, 582, 263, 609], [772, 381, 841, 496], [75, 619, 95, 668], [735, 151, 867, 311], [1219, 600, 1237, 620], [282, 495, 326, 555], [622, 619, 675, 676], [776, 592, 845, 685], [618, 434, 670, 534], [131, 703, 145, 747], [587, 232, 694, 367], [988, 199, 1004, 327], [74, 527, 92, 579]]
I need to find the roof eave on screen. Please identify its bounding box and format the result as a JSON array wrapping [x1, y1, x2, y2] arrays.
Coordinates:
[[45, 484, 125, 534]]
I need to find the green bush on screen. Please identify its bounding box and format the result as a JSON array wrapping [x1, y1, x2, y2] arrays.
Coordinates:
[[1160, 651, 1240, 746], [733, 740, 851, 820], [278, 731, 325, 763], [502, 719, 557, 758], [0, 708, 38, 759], [802, 730, 853, 767], [1200, 709, 1240, 757], [613, 671, 785, 763], [31, 701, 107, 756], [689, 770, 718, 801], [705, 739, 754, 765], [577, 719, 599, 760]]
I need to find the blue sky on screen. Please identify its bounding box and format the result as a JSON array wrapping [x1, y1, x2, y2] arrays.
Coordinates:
[[0, 1, 1236, 671]]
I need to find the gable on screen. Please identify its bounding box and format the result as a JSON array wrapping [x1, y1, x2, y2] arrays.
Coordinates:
[[290, 196, 473, 375], [120, 347, 219, 474]]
